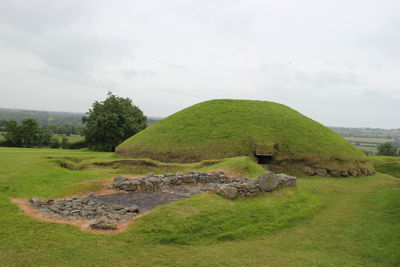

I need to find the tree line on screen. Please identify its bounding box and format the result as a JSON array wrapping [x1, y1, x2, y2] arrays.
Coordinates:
[[1, 92, 147, 151], [376, 143, 400, 157], [0, 118, 86, 149]]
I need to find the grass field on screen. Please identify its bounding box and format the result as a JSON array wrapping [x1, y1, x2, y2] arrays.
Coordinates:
[[53, 134, 84, 143], [0, 147, 399, 266], [345, 137, 395, 154]]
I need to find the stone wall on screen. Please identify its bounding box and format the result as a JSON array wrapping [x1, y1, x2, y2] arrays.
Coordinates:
[[303, 166, 375, 177], [112, 171, 297, 199]]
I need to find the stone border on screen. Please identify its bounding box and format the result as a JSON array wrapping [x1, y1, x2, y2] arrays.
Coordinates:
[[112, 171, 297, 200], [303, 167, 375, 177]]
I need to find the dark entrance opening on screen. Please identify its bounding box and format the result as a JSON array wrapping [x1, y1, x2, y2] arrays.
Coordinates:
[[255, 154, 273, 164]]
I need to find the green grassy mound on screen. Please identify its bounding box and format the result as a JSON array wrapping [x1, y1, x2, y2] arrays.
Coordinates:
[[133, 187, 323, 245], [52, 155, 265, 178], [372, 156, 400, 178], [116, 99, 371, 173]]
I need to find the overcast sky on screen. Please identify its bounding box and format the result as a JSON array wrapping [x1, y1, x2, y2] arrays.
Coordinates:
[[0, 0, 399, 128]]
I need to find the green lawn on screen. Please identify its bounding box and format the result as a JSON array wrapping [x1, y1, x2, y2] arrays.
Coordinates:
[[0, 147, 399, 266]]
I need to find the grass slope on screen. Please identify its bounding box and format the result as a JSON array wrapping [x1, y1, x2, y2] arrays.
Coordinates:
[[117, 99, 370, 172], [0, 147, 399, 266], [372, 156, 400, 178]]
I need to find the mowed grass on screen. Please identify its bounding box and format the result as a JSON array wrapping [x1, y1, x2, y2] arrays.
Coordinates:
[[0, 147, 399, 266], [117, 100, 370, 172]]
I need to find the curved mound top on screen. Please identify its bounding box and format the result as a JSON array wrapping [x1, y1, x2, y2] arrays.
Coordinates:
[[116, 99, 370, 171]]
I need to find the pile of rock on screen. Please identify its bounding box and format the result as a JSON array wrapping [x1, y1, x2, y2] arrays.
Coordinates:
[[113, 171, 297, 200], [30, 194, 139, 230], [112, 171, 233, 191], [303, 167, 375, 177]]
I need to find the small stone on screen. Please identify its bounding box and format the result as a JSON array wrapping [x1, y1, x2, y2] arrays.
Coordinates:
[[329, 169, 341, 177], [125, 205, 139, 213], [257, 171, 280, 192], [30, 197, 47, 207], [217, 185, 238, 199], [315, 168, 328, 177], [303, 167, 316, 176], [112, 176, 129, 187], [90, 219, 117, 230], [348, 169, 358, 176]]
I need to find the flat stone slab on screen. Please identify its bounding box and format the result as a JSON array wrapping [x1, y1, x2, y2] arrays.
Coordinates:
[[89, 188, 209, 211]]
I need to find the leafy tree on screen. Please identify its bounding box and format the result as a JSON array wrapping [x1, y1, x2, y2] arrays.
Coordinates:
[[3, 120, 22, 146], [40, 128, 53, 146], [377, 143, 398, 156], [61, 136, 69, 149], [2, 119, 52, 147], [82, 92, 147, 151], [50, 137, 60, 148], [19, 119, 42, 147]]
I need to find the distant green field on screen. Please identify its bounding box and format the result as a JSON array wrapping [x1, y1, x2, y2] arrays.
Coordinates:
[[345, 137, 394, 154], [0, 133, 84, 144], [53, 134, 84, 143], [0, 147, 399, 266], [345, 137, 393, 143]]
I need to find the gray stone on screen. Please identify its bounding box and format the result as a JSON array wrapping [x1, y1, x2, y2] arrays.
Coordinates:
[[315, 168, 328, 177], [30, 197, 47, 207], [303, 167, 316, 176], [256, 171, 281, 192], [112, 176, 128, 187], [125, 205, 139, 213], [217, 185, 238, 199], [276, 173, 297, 187], [348, 169, 358, 176], [90, 219, 117, 230], [329, 169, 341, 177]]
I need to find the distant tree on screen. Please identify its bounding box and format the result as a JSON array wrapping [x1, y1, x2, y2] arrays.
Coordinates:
[[377, 143, 398, 156], [50, 137, 60, 148], [2, 119, 52, 147], [82, 92, 147, 151], [40, 128, 53, 146], [3, 120, 22, 146], [19, 119, 42, 147], [61, 136, 69, 149]]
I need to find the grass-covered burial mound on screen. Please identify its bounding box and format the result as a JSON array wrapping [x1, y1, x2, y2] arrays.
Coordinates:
[[116, 99, 373, 175]]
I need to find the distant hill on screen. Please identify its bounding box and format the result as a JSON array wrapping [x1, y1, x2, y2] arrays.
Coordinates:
[[0, 107, 161, 127], [0, 108, 84, 126]]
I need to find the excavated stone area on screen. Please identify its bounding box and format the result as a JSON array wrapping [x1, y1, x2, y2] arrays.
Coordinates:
[[27, 170, 296, 231], [112, 171, 297, 199]]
